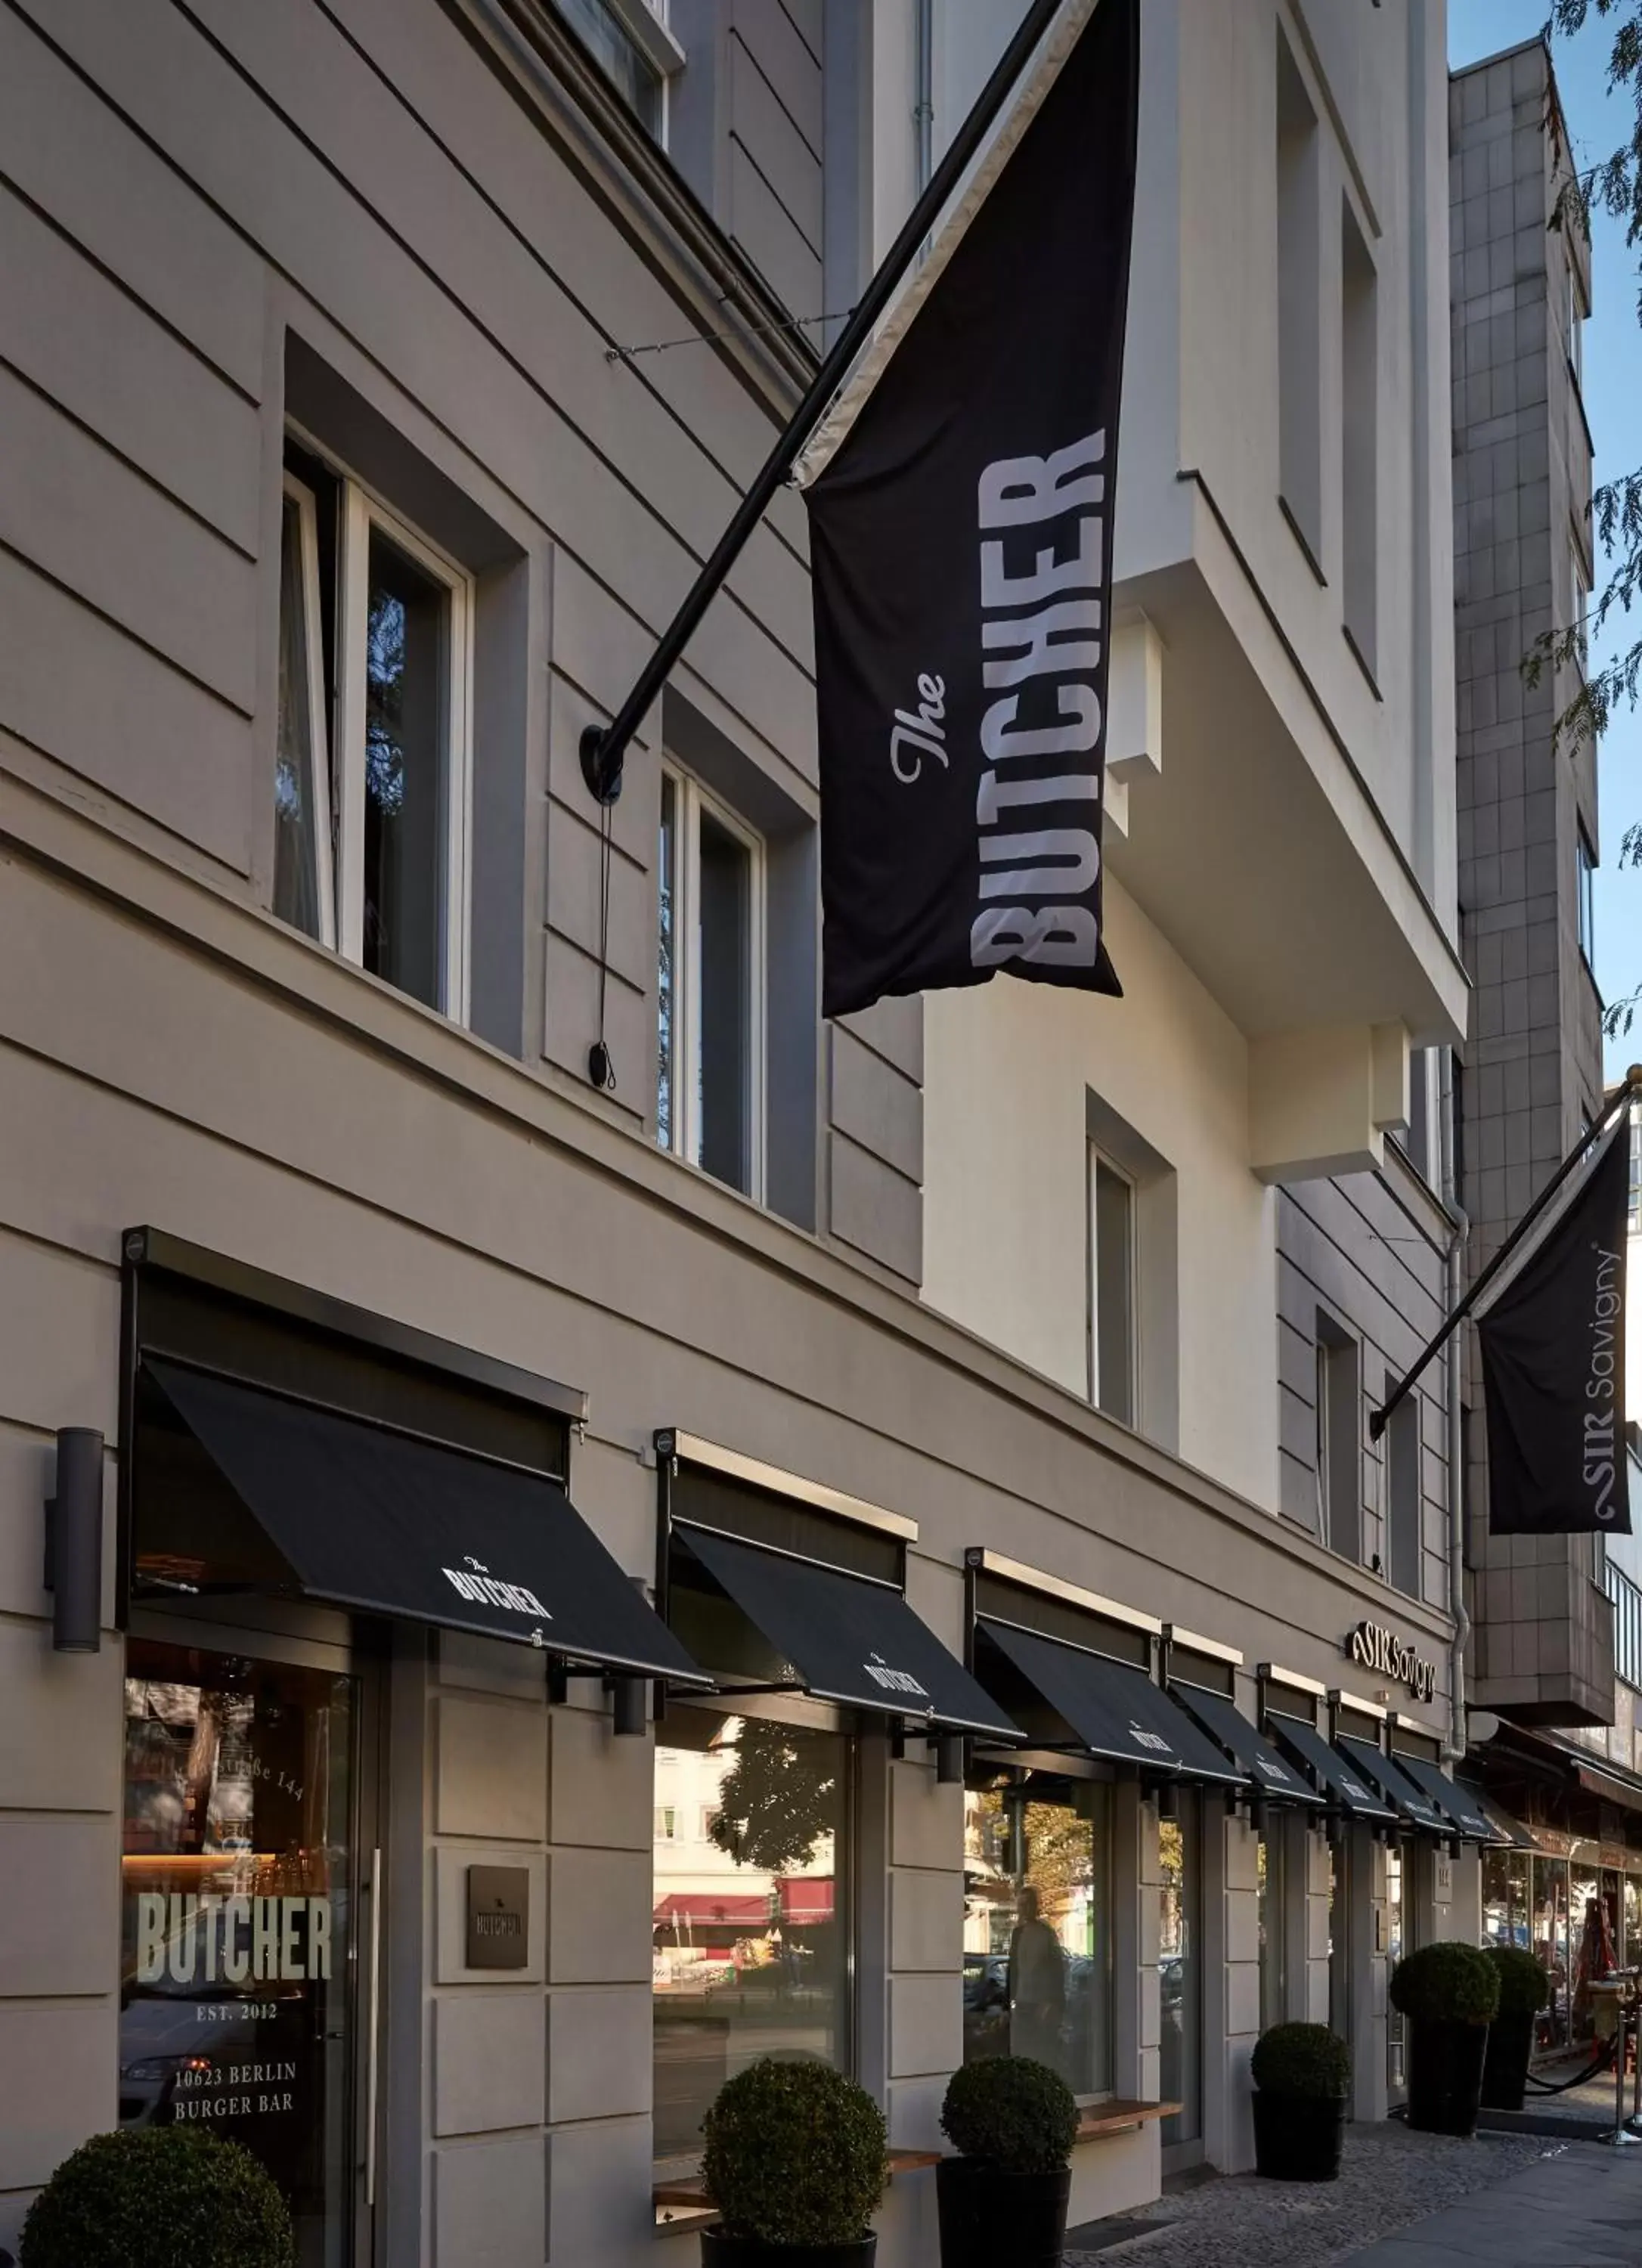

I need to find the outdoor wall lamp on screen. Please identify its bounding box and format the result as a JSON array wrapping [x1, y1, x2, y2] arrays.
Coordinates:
[[935, 1732, 965, 1785], [43, 1427, 104, 1654], [610, 1674, 649, 1737], [1154, 1781, 1179, 1821], [1249, 1797, 1269, 1836]]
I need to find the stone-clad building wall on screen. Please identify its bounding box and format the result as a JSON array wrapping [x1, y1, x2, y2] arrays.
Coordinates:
[[1450, 38, 1609, 1724]]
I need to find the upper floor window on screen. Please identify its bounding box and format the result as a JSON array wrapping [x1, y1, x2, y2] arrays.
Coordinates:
[[1578, 826, 1597, 971], [1628, 1111, 1641, 1234], [1571, 538, 1590, 676], [1606, 1560, 1641, 1690], [550, 0, 680, 141], [1087, 1147, 1136, 1427], [657, 765, 765, 1199], [277, 435, 473, 1021], [1315, 1315, 1361, 1561]]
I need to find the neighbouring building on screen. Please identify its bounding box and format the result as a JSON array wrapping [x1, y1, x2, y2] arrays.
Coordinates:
[[0, 4, 1486, 2265], [909, 0, 1473, 2159], [1448, 36, 1642, 2057]]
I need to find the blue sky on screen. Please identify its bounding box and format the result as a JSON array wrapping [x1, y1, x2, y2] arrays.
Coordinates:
[[1449, 0, 1642, 1073]]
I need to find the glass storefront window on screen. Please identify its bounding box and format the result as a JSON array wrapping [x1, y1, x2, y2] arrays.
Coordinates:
[[1257, 1825, 1285, 2034], [1160, 1796, 1201, 2148], [1386, 1845, 1406, 2094], [1625, 1874, 1641, 1969], [1482, 1846, 1529, 1954], [1532, 1855, 1571, 2050], [121, 1642, 357, 2268], [652, 1712, 850, 2161], [961, 1774, 1112, 2096]]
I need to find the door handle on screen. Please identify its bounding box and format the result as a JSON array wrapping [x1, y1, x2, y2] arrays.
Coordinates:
[[365, 1847, 382, 2212]]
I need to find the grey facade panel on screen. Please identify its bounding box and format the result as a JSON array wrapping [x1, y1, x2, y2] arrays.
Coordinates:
[[1451, 40, 1610, 1724]]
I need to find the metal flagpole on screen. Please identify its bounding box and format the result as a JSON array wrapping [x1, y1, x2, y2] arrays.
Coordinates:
[[1368, 1064, 1642, 1442], [576, 0, 1070, 807]]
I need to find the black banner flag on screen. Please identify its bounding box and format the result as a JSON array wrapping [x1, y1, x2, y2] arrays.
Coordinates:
[[1479, 1120, 1631, 1536], [802, 0, 1139, 1021]]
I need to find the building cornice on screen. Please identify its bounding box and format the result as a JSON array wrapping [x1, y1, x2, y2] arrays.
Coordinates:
[[440, 0, 818, 417], [0, 758, 1458, 1661]]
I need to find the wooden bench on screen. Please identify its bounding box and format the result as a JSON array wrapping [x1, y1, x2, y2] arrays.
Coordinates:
[[657, 2118, 1174, 2230], [656, 2150, 942, 2228], [1076, 2098, 1180, 2139]]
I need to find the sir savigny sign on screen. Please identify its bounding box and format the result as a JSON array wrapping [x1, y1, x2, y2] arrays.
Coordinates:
[[1346, 1619, 1437, 1704]]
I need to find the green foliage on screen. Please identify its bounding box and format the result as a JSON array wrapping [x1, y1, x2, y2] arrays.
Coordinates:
[[708, 1718, 838, 1874], [20, 2128, 296, 2268], [702, 2058, 887, 2245], [1250, 2022, 1352, 2099], [1486, 1944, 1552, 2018], [1389, 1940, 1501, 2028], [940, 2054, 1079, 2174]]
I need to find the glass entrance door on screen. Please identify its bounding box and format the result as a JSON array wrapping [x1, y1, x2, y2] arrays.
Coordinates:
[[1160, 1792, 1202, 2163], [121, 1637, 369, 2266], [1386, 1843, 1405, 2099]]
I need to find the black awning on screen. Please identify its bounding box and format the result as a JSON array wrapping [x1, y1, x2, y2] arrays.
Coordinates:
[[1464, 1783, 1532, 1848], [1268, 1713, 1398, 1822], [680, 1525, 1020, 1738], [1392, 1753, 1495, 1840], [978, 1619, 1245, 1786], [1170, 1681, 1324, 1805], [1336, 1735, 1448, 1834], [144, 1359, 707, 1683]]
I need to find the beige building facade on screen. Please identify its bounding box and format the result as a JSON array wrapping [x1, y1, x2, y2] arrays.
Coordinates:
[[0, 2, 1482, 2262]]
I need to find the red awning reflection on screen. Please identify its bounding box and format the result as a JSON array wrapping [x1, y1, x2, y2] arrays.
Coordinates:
[[776, 1879, 835, 1924], [652, 1892, 770, 1929]]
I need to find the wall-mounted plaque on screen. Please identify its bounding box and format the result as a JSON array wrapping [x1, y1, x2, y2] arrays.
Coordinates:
[[466, 1865, 529, 1970]]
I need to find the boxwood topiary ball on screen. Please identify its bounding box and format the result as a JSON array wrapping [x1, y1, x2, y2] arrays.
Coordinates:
[[940, 2055, 1080, 2174], [702, 2058, 888, 2246], [1486, 1944, 1551, 2018], [1388, 1940, 1501, 2027], [1250, 2022, 1351, 2099], [20, 2128, 295, 2268]]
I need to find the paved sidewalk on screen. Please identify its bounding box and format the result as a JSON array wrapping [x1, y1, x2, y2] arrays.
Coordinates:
[[1339, 2140, 1642, 2266]]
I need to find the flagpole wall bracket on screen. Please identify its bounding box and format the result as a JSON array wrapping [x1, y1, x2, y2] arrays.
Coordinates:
[[580, 725, 624, 807]]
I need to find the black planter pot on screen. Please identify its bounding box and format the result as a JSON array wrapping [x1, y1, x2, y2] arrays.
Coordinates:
[[1250, 2089, 1346, 2182], [1479, 2009, 1536, 2113], [1405, 2019, 1489, 2136], [935, 2156, 1072, 2268], [701, 2234, 875, 2268]]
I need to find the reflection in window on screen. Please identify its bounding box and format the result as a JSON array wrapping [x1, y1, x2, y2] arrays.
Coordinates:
[[652, 1713, 848, 2160], [362, 528, 448, 1010], [275, 435, 472, 1020], [274, 483, 333, 947], [1257, 1825, 1284, 2033], [1532, 1854, 1571, 2050], [1159, 1798, 1201, 2146], [1386, 1844, 1405, 2093], [120, 1644, 356, 2265], [962, 1777, 1111, 2096], [1088, 1151, 1135, 1426], [655, 767, 764, 1198], [552, 0, 665, 138]]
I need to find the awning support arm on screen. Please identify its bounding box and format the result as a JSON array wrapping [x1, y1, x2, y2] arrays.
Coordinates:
[[575, 0, 1067, 807], [1369, 1065, 1642, 1441]]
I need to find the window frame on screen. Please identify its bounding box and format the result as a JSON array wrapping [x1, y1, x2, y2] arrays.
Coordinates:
[[282, 423, 476, 1024], [277, 469, 338, 953], [1086, 1143, 1138, 1427], [656, 761, 767, 1204], [547, 0, 683, 144], [1577, 824, 1597, 973]]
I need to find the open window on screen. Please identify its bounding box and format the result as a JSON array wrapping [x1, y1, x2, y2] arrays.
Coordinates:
[[657, 765, 766, 1199], [276, 432, 474, 1022]]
